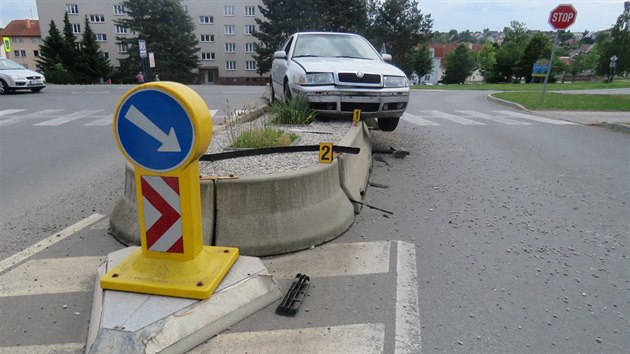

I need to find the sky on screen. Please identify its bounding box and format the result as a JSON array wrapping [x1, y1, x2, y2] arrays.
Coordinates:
[[0, 0, 627, 32]]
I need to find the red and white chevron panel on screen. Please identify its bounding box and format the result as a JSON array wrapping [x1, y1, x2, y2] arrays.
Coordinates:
[[140, 175, 183, 253]]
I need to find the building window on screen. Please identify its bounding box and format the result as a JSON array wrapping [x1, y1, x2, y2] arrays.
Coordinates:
[[89, 14, 105, 23], [245, 43, 256, 53], [201, 52, 215, 60], [245, 61, 256, 71], [117, 42, 128, 53], [66, 4, 79, 14], [95, 33, 107, 42], [226, 61, 236, 71], [13, 50, 20, 57], [224, 25, 235, 35], [225, 43, 236, 53], [199, 16, 214, 24], [113, 4, 125, 15], [72, 23, 81, 33], [33, 50, 39, 57], [115, 25, 128, 34], [103, 52, 109, 59], [224, 6, 234, 16], [244, 25, 255, 35], [244, 6, 256, 16], [200, 34, 214, 42]]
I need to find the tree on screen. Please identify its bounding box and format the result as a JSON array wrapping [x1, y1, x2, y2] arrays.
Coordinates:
[[407, 45, 433, 78], [61, 12, 79, 79], [368, 0, 433, 74], [37, 20, 74, 83], [494, 41, 522, 82], [503, 20, 529, 45], [115, 0, 199, 83], [477, 41, 497, 81], [608, 1, 630, 77], [74, 17, 112, 83], [442, 44, 475, 84], [517, 32, 551, 83]]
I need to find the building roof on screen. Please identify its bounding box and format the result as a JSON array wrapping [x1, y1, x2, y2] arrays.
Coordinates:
[[0, 19, 41, 38]]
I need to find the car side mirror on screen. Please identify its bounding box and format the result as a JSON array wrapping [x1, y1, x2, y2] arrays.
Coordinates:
[[381, 54, 392, 62], [274, 50, 287, 59]]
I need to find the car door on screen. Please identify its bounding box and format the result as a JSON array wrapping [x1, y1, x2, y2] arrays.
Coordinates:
[[272, 35, 295, 99]]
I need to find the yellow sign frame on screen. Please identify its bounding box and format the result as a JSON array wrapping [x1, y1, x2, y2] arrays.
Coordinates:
[[101, 82, 238, 299]]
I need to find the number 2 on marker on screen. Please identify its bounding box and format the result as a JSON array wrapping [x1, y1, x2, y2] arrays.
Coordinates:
[[319, 142, 333, 163]]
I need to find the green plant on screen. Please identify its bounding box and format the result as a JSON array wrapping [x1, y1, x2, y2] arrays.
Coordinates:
[[269, 95, 316, 125], [232, 127, 299, 148]]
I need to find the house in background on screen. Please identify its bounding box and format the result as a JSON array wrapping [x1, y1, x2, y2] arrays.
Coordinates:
[[0, 19, 43, 70], [423, 43, 484, 84]]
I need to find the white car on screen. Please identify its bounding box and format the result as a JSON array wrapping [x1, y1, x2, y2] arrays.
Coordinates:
[[271, 32, 409, 131], [0, 58, 46, 94]]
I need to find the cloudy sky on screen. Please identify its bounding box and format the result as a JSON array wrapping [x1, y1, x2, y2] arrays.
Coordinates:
[[1, 0, 626, 32]]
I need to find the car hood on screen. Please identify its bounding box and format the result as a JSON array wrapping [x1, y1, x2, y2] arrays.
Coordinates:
[[292, 57, 406, 77], [0, 68, 44, 78]]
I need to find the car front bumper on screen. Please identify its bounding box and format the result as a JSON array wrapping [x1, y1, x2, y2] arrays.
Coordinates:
[[13, 79, 46, 89], [291, 84, 409, 119]]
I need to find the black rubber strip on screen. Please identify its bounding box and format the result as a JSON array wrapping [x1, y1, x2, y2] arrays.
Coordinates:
[[200, 145, 360, 162]]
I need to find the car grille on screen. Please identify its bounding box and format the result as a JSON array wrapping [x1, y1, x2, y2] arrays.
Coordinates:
[[26, 75, 41, 80], [337, 72, 381, 85]]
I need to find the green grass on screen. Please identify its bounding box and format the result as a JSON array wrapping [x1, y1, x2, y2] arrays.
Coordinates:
[[413, 80, 630, 91], [269, 95, 317, 125], [232, 127, 299, 149], [493, 92, 630, 111]]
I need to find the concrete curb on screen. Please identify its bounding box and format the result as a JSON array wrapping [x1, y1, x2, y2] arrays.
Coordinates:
[[109, 122, 371, 256]]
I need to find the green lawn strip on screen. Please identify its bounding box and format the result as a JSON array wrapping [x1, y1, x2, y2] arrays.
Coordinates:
[[412, 80, 630, 91], [493, 91, 630, 111]]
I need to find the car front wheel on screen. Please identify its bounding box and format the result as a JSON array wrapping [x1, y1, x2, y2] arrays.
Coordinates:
[[283, 82, 292, 102], [377, 118, 400, 132], [0, 79, 9, 95]]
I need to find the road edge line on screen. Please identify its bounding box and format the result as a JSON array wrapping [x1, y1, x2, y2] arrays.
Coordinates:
[[395, 240, 422, 354], [0, 213, 106, 273]]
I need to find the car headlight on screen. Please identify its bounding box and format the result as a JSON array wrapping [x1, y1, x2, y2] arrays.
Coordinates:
[[11, 74, 26, 80], [384, 76, 408, 88], [297, 73, 334, 85]]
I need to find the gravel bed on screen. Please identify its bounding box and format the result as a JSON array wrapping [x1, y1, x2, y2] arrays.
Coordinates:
[[200, 115, 352, 177]]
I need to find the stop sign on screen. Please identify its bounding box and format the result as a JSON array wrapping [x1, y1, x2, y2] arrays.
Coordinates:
[[549, 4, 577, 30]]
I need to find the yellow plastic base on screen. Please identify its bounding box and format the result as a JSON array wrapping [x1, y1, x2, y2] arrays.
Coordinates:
[[100, 246, 239, 300]]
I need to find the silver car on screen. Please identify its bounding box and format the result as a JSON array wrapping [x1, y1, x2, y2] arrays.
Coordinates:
[[271, 32, 409, 131], [0, 58, 46, 94]]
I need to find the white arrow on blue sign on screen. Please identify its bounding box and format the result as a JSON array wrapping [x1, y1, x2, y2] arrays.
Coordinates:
[[116, 89, 195, 172]]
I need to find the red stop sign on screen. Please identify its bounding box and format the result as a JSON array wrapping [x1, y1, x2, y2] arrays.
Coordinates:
[[549, 4, 577, 30]]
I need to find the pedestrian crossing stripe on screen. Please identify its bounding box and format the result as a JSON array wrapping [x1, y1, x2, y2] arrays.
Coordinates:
[[402, 110, 577, 126], [0, 109, 220, 127]]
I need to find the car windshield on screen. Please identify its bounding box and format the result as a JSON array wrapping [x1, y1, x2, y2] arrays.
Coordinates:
[[0, 59, 25, 70], [292, 34, 382, 61]]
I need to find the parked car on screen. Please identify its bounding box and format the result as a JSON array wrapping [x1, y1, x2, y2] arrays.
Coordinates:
[[0, 58, 46, 94], [270, 32, 409, 131]]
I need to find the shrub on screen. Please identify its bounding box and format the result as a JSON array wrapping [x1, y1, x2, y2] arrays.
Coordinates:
[[269, 95, 316, 125], [232, 127, 298, 149]]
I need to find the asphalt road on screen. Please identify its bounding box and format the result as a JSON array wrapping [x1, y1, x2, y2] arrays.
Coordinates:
[[0, 88, 628, 353], [0, 84, 266, 260]]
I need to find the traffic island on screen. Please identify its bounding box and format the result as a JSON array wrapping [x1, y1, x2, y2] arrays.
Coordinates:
[[109, 121, 372, 256]]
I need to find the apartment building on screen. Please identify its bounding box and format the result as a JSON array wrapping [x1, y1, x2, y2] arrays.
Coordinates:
[[35, 0, 266, 84], [0, 19, 43, 70]]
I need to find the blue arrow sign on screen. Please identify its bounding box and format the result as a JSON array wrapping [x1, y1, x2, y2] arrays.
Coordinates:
[[116, 89, 195, 172]]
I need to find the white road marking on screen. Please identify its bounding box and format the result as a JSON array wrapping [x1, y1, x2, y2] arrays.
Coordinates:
[[419, 110, 486, 125], [395, 241, 421, 354], [209, 109, 218, 118], [190, 323, 385, 354], [88, 216, 110, 230], [0, 256, 103, 297], [84, 114, 114, 126], [0, 109, 64, 126], [0, 342, 84, 354], [402, 112, 440, 126], [0, 213, 106, 273], [0, 109, 26, 117], [263, 241, 391, 279], [456, 110, 531, 125], [35, 109, 104, 126], [493, 110, 577, 125]]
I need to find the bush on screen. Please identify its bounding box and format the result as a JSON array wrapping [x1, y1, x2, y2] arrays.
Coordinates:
[[232, 127, 298, 149], [269, 95, 316, 125]]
